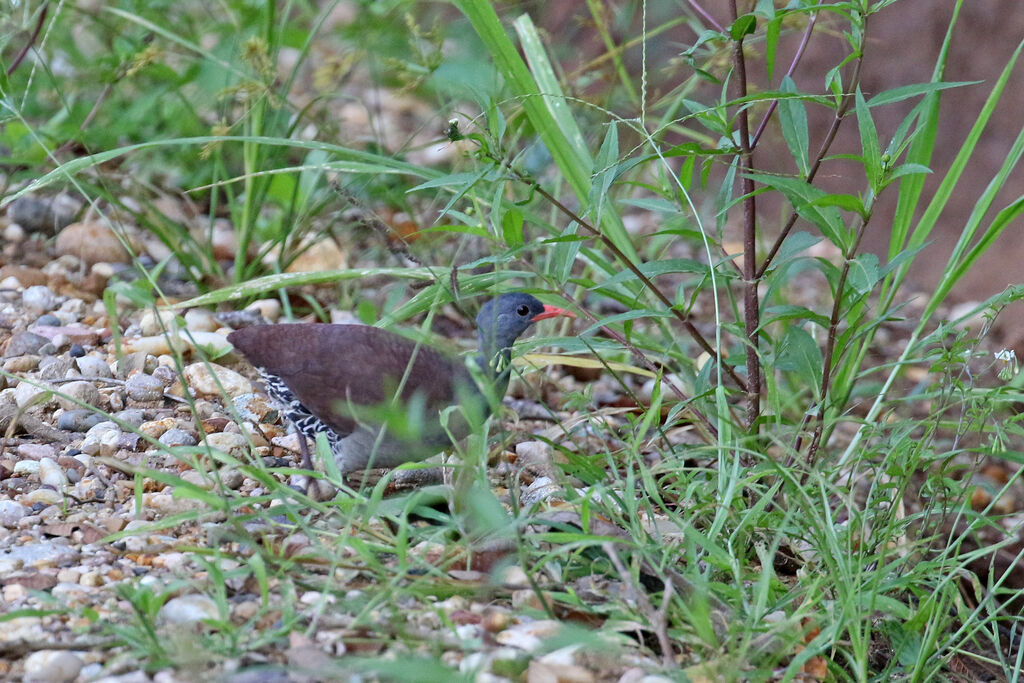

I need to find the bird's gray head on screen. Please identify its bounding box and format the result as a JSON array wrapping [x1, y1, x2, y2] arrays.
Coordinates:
[[474, 293, 573, 371]]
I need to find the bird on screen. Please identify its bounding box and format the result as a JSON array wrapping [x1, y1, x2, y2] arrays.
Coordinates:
[[227, 293, 575, 476]]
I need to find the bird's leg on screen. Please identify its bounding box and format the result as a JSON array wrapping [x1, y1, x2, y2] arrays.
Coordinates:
[[288, 425, 315, 495]]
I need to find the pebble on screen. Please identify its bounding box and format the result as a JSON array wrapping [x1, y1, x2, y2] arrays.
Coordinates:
[[22, 650, 83, 683], [3, 354, 41, 372], [184, 308, 219, 332], [14, 380, 52, 408], [159, 594, 219, 624], [221, 469, 244, 490], [80, 422, 121, 456], [18, 443, 57, 460], [57, 410, 106, 432], [55, 380, 101, 410], [4, 331, 50, 357], [3, 222, 25, 242], [34, 314, 62, 327], [68, 344, 85, 358], [181, 470, 214, 490], [117, 351, 157, 378], [30, 324, 100, 347], [139, 310, 179, 336], [122, 334, 185, 355], [55, 220, 133, 265], [75, 355, 112, 377], [183, 362, 251, 397], [125, 373, 165, 402], [8, 193, 79, 233], [159, 428, 197, 448], [13, 460, 41, 475], [113, 409, 146, 428], [22, 285, 60, 313], [202, 432, 249, 458], [38, 458, 68, 489], [245, 298, 281, 323], [23, 488, 62, 506], [0, 500, 27, 526], [37, 356, 72, 380], [233, 393, 276, 423], [182, 330, 234, 354], [151, 365, 177, 386]]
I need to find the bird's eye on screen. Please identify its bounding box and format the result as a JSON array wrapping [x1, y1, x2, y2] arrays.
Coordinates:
[[517, 304, 530, 316]]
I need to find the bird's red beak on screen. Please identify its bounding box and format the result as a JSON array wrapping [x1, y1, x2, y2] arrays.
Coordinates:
[[531, 304, 576, 322]]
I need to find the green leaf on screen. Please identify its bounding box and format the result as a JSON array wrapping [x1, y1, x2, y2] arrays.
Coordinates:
[[776, 326, 823, 398], [867, 80, 980, 107], [778, 76, 810, 176], [855, 87, 883, 192], [745, 172, 849, 248], [847, 253, 880, 295], [501, 208, 525, 248], [765, 15, 782, 79], [730, 14, 756, 41]]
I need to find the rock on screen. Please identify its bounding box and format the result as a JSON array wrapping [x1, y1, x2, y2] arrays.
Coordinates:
[[233, 393, 277, 423], [159, 428, 196, 448], [23, 488, 62, 506], [0, 500, 27, 527], [183, 362, 251, 397], [245, 298, 281, 323], [159, 594, 219, 624], [117, 351, 157, 378], [113, 409, 146, 428], [122, 334, 183, 355], [151, 365, 177, 386], [13, 460, 41, 475], [8, 193, 79, 234], [0, 265, 46, 288], [14, 380, 52, 408], [182, 330, 234, 355], [55, 220, 134, 266], [38, 458, 68, 489], [184, 308, 219, 332], [37, 356, 74, 380], [55, 380, 101, 410], [4, 331, 50, 357], [57, 410, 105, 432], [80, 422, 121, 456], [68, 344, 85, 358], [22, 286, 60, 313], [75, 355, 112, 377], [3, 355, 41, 373], [17, 443, 57, 460], [125, 373, 164, 402], [34, 314, 62, 327], [221, 469, 244, 490], [139, 310, 179, 336], [22, 650, 83, 683], [202, 432, 249, 459], [30, 324, 100, 347], [180, 469, 214, 490]]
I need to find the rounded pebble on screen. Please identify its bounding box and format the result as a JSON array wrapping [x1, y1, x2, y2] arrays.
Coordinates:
[[22, 650, 83, 683], [75, 355, 112, 378], [56, 380, 101, 410], [22, 285, 60, 313], [0, 500, 28, 527], [23, 488, 62, 506], [159, 428, 197, 448], [139, 310, 179, 336], [113, 409, 146, 428], [184, 308, 219, 332], [159, 594, 219, 624], [125, 373, 164, 402], [14, 381, 52, 408], [4, 331, 50, 357], [203, 432, 249, 458], [13, 460, 41, 475], [57, 410, 106, 432], [34, 314, 62, 327], [183, 362, 251, 397], [68, 344, 85, 358], [38, 458, 68, 489]]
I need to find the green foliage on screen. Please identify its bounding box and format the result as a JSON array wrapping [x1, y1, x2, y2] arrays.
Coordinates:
[[3, 0, 1024, 678]]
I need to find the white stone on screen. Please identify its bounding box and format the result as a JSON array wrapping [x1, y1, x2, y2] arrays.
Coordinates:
[[38, 458, 68, 489], [183, 362, 251, 397], [23, 650, 83, 683]]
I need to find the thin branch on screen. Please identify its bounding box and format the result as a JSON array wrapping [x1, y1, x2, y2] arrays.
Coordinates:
[[6, 2, 48, 77], [756, 45, 867, 279], [750, 12, 819, 149], [730, 0, 761, 435]]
